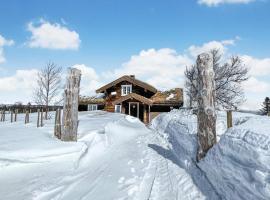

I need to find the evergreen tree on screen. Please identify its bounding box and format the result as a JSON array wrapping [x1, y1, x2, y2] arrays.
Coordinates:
[[261, 97, 270, 115]]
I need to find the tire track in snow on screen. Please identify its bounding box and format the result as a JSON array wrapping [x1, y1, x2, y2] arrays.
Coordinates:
[[136, 130, 209, 200]]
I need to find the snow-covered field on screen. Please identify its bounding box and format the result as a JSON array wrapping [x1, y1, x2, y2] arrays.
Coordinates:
[[0, 110, 269, 199]]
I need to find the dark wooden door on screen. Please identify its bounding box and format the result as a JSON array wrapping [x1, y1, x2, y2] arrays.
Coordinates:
[[129, 103, 139, 118]]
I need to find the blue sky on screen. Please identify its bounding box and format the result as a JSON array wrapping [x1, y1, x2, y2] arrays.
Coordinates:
[[0, 0, 270, 109]]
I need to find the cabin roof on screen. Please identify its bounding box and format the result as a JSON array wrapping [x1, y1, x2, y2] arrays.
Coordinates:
[[151, 88, 183, 106], [112, 93, 153, 105], [96, 75, 157, 94], [79, 95, 105, 105], [79, 88, 183, 106]]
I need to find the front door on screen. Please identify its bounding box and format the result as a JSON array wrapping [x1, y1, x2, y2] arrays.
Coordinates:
[[129, 102, 139, 118]]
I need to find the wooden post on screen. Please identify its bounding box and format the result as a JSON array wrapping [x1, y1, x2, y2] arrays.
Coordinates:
[[148, 105, 151, 123], [227, 111, 233, 128], [196, 53, 217, 161], [41, 109, 44, 127], [2, 110, 5, 121], [143, 104, 147, 124], [14, 109, 18, 122], [25, 111, 29, 124], [62, 68, 81, 141], [11, 111, 13, 123], [54, 109, 61, 139], [37, 109, 40, 127]]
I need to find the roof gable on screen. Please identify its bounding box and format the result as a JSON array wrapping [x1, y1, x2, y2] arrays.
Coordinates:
[[96, 75, 157, 94], [112, 93, 153, 105]]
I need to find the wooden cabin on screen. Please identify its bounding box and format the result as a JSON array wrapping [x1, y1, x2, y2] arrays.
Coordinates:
[[79, 75, 183, 123]]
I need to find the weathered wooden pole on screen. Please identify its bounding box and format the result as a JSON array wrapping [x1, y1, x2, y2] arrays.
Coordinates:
[[41, 109, 44, 127], [25, 111, 29, 124], [54, 108, 62, 139], [196, 53, 217, 161], [11, 111, 13, 123], [227, 110, 233, 128], [37, 109, 40, 127], [61, 68, 81, 141], [2, 110, 5, 121], [14, 109, 18, 122]]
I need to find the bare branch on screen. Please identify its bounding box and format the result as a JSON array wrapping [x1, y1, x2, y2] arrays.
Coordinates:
[[184, 49, 249, 109]]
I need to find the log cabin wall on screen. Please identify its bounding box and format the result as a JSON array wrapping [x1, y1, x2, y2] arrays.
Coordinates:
[[104, 81, 155, 112]]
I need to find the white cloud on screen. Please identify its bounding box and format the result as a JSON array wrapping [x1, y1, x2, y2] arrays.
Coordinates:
[[242, 55, 270, 76], [72, 64, 103, 95], [198, 0, 255, 7], [106, 48, 193, 90], [0, 69, 38, 104], [2, 37, 270, 111], [243, 77, 270, 93], [27, 19, 80, 50], [188, 39, 235, 57], [101, 38, 237, 91], [0, 34, 14, 63]]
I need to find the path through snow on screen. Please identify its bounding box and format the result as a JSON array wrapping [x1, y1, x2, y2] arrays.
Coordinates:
[[0, 111, 217, 200]]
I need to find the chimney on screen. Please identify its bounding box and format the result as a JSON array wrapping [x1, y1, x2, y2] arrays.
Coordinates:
[[130, 75, 135, 79]]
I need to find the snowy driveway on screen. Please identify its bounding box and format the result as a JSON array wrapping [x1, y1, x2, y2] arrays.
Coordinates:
[[0, 111, 216, 200]]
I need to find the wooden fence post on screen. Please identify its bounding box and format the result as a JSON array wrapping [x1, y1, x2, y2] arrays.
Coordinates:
[[196, 53, 217, 161], [11, 111, 13, 123], [37, 109, 40, 127], [227, 110, 233, 128], [14, 109, 18, 122], [2, 110, 5, 122], [41, 109, 44, 127], [25, 111, 29, 124], [54, 109, 62, 139], [62, 68, 81, 141]]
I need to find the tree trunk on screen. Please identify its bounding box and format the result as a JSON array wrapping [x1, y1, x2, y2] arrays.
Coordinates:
[[196, 53, 217, 161], [61, 68, 81, 141]]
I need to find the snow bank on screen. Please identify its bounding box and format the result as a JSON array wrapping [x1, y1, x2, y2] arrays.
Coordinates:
[[151, 109, 270, 200], [151, 109, 198, 161], [200, 116, 270, 200]]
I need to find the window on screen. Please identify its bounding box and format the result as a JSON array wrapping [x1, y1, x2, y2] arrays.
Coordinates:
[[115, 105, 122, 113], [121, 85, 132, 96], [88, 104, 98, 111]]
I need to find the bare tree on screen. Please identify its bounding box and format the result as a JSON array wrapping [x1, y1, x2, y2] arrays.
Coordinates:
[[33, 62, 62, 119], [185, 49, 249, 109]]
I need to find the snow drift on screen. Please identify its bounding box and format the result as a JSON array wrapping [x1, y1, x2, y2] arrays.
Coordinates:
[[151, 109, 270, 200]]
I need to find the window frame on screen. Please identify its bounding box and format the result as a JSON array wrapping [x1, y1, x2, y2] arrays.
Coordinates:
[[115, 104, 122, 113], [121, 85, 132, 96], [88, 104, 98, 111]]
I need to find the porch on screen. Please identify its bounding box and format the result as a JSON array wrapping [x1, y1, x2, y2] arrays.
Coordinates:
[[112, 93, 152, 124]]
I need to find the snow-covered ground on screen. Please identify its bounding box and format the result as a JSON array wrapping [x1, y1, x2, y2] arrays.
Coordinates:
[[152, 110, 270, 200], [0, 110, 269, 199]]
